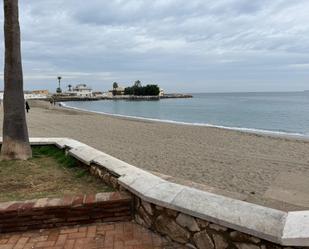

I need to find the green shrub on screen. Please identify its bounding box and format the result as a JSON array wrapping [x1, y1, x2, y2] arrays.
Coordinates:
[[124, 84, 160, 96]]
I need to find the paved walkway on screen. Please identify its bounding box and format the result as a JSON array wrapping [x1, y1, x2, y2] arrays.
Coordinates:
[[0, 222, 184, 249]]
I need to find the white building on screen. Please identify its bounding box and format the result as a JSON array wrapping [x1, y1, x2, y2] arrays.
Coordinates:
[[67, 84, 93, 97], [24, 93, 48, 99], [159, 88, 164, 97], [108, 86, 125, 96], [0, 91, 48, 100]]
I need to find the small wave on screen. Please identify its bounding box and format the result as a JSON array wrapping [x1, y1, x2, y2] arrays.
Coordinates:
[[61, 102, 309, 141]]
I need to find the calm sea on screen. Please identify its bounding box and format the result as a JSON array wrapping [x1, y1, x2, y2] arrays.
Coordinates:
[[64, 92, 309, 136]]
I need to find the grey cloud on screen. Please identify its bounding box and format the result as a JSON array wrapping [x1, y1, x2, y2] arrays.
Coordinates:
[[0, 0, 308, 92]]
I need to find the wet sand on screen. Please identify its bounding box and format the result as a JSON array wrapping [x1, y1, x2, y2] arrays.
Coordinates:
[[1, 100, 309, 211]]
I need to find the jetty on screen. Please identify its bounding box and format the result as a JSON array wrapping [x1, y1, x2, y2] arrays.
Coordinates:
[[51, 93, 193, 102], [161, 93, 193, 99]]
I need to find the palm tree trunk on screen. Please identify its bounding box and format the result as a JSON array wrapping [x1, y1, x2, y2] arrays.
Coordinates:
[[1, 0, 32, 160]]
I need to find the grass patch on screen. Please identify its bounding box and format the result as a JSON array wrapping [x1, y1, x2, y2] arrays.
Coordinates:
[[0, 145, 113, 202], [32, 145, 77, 168]]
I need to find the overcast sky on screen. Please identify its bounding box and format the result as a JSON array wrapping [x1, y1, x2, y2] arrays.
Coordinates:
[[0, 0, 309, 93]]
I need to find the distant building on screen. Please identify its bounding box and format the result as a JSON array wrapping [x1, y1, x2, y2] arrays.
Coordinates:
[[92, 91, 103, 97], [30, 90, 49, 98], [109, 86, 125, 95], [105, 91, 113, 97], [159, 88, 164, 97], [66, 84, 93, 97], [73, 84, 93, 97], [0, 90, 48, 100], [93, 91, 111, 97], [25, 91, 48, 99], [32, 90, 49, 95]]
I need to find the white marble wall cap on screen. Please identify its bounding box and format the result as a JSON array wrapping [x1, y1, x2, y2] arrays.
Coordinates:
[[1, 137, 68, 147], [68, 145, 106, 165], [29, 137, 61, 145], [54, 138, 73, 149], [1, 137, 60, 144], [282, 211, 309, 246], [93, 154, 140, 176], [43, 138, 84, 149], [141, 182, 186, 209], [58, 139, 85, 149], [119, 172, 166, 197], [93, 154, 136, 175], [92, 152, 158, 183], [171, 187, 286, 244]]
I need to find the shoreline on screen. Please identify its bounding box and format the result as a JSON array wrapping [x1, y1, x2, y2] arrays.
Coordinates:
[[61, 101, 309, 143]]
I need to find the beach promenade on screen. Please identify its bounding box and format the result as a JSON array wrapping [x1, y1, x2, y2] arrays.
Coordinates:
[[1, 101, 309, 211]]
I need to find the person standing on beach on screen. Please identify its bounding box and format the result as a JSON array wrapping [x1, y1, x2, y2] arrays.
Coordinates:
[[25, 101, 30, 113]]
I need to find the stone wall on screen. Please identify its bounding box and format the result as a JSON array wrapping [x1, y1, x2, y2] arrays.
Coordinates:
[[88, 163, 305, 249], [89, 164, 121, 190], [134, 197, 302, 249]]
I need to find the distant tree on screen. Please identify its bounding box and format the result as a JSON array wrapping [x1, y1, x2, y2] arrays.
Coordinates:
[[132, 80, 141, 95], [124, 86, 134, 95], [124, 84, 160, 96], [144, 85, 160, 96], [67, 84, 72, 91], [113, 82, 118, 90], [1, 0, 32, 160], [134, 80, 141, 88], [112, 82, 118, 96]]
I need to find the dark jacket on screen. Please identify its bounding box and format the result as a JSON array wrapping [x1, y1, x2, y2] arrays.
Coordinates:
[[25, 101, 30, 110]]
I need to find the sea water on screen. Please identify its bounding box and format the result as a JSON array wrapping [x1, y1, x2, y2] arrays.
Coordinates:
[[64, 92, 309, 136]]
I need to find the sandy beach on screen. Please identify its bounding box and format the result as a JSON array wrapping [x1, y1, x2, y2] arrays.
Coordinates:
[[1, 100, 309, 211]]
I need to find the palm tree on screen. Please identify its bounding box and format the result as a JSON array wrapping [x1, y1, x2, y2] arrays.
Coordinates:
[[112, 82, 118, 96], [1, 0, 32, 160], [134, 80, 141, 88], [113, 82, 118, 90], [133, 80, 141, 95]]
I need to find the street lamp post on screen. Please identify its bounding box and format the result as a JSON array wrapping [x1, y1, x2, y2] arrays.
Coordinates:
[[56, 76, 62, 93]]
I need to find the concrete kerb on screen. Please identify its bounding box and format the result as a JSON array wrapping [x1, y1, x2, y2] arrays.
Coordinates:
[[0, 137, 308, 247]]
